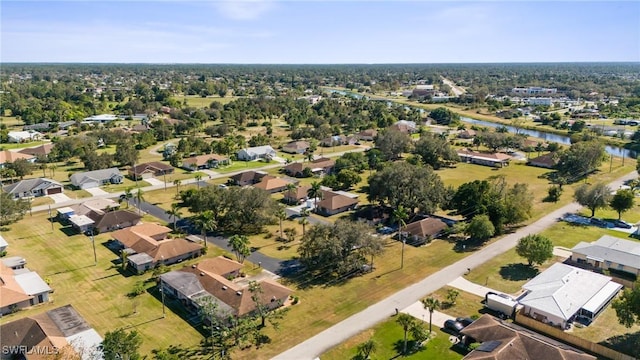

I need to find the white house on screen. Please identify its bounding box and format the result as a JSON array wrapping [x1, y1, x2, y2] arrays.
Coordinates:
[[570, 235, 640, 277], [69, 168, 123, 189], [7, 131, 42, 143], [518, 263, 622, 328], [83, 114, 118, 123], [236, 145, 276, 161]]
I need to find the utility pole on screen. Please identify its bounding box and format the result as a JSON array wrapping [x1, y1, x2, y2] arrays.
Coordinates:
[[91, 230, 97, 265], [401, 238, 406, 269], [160, 280, 166, 318], [48, 205, 53, 232]]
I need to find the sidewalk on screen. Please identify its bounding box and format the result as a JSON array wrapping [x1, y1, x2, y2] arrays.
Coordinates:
[[448, 276, 501, 298]]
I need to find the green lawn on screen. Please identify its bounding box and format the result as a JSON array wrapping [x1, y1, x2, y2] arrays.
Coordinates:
[[321, 317, 465, 360], [431, 286, 485, 319], [573, 303, 640, 357], [215, 160, 276, 173], [0, 140, 50, 150], [173, 95, 240, 108]]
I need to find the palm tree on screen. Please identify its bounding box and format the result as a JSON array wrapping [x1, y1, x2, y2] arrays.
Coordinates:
[[50, 164, 57, 177], [135, 188, 145, 215], [298, 216, 309, 237], [283, 227, 297, 242], [421, 297, 440, 336], [396, 313, 415, 355], [195, 173, 203, 188], [194, 210, 215, 249], [228, 234, 251, 263], [276, 205, 287, 240], [392, 205, 409, 269], [120, 187, 133, 208], [285, 183, 297, 204], [357, 339, 376, 360], [307, 181, 322, 213], [40, 163, 48, 177], [173, 179, 182, 198], [166, 203, 182, 230]]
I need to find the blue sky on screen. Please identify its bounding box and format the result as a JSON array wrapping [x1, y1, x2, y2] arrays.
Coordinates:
[[1, 1, 639, 63]]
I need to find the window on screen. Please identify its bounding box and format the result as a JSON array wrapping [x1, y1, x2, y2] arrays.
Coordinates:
[[618, 264, 624, 271], [605, 261, 612, 268]]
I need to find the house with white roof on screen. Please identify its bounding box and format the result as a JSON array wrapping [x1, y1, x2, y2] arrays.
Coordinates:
[[518, 263, 622, 328], [236, 145, 276, 161], [0, 234, 8, 253], [7, 130, 42, 143], [0, 260, 52, 315], [570, 235, 640, 277], [83, 114, 118, 122]]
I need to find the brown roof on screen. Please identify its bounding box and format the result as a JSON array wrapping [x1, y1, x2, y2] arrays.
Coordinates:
[[253, 176, 290, 191], [182, 154, 229, 167], [284, 185, 311, 201], [282, 140, 310, 150], [0, 263, 33, 308], [129, 161, 173, 176], [230, 170, 267, 183], [88, 209, 142, 230], [113, 223, 202, 262], [197, 257, 243, 276], [284, 158, 335, 175], [404, 218, 447, 238], [358, 129, 378, 137], [457, 149, 511, 161], [461, 315, 595, 360], [317, 191, 359, 211], [528, 153, 558, 168], [0, 150, 34, 164], [0, 317, 56, 358], [150, 239, 203, 262], [18, 143, 54, 156]]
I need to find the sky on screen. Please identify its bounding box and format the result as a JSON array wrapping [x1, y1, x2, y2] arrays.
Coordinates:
[[1, 1, 639, 64]]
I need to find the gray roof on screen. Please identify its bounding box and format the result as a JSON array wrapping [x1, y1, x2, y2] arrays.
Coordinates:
[[519, 263, 613, 321], [1, 256, 26, 269], [3, 178, 62, 194], [572, 235, 640, 270], [15, 271, 52, 295], [128, 253, 154, 266], [47, 304, 92, 337], [161, 271, 205, 298], [70, 168, 121, 186], [238, 145, 276, 156]]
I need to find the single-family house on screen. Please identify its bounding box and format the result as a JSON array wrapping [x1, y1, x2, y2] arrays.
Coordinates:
[[236, 145, 276, 161], [69, 168, 123, 189], [518, 263, 622, 328], [18, 143, 54, 157], [357, 129, 378, 141], [0, 261, 52, 315], [128, 161, 174, 180], [58, 198, 119, 220], [85, 209, 142, 233], [253, 176, 291, 194], [83, 114, 118, 123], [112, 223, 203, 274], [401, 217, 448, 245], [159, 257, 291, 318], [389, 120, 418, 134], [7, 131, 42, 143], [282, 140, 310, 154], [457, 149, 511, 168], [0, 304, 103, 360], [3, 178, 63, 199], [569, 235, 640, 277], [320, 135, 347, 147], [316, 190, 359, 216], [229, 170, 268, 187], [412, 84, 435, 98], [0, 150, 35, 168], [181, 154, 229, 171], [457, 129, 477, 139], [283, 157, 335, 177], [0, 235, 7, 253], [460, 315, 595, 360], [283, 185, 311, 204], [527, 153, 558, 169]]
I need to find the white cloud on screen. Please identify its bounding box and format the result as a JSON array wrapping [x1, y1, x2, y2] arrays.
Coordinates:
[[214, 0, 275, 20]]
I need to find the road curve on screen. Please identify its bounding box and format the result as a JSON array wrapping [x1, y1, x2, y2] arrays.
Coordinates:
[[273, 171, 638, 360]]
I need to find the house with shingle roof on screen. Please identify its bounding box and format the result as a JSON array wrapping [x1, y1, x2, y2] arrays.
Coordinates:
[[357, 129, 378, 141], [229, 170, 268, 186], [0, 261, 52, 315], [283, 157, 335, 177], [253, 175, 291, 194], [401, 217, 448, 245], [3, 178, 63, 199], [160, 257, 292, 318], [69, 168, 123, 189], [236, 145, 276, 161], [457, 149, 511, 168], [8, 131, 42, 143], [181, 154, 229, 171], [112, 223, 203, 274], [128, 161, 174, 180], [569, 235, 640, 277], [18, 143, 54, 157], [282, 140, 310, 154], [0, 150, 35, 168], [283, 185, 311, 204], [527, 152, 558, 169], [316, 190, 359, 216]]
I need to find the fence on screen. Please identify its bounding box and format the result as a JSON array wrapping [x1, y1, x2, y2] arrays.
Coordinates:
[[514, 310, 637, 360]]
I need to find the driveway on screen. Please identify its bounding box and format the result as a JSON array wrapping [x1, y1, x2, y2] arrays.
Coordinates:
[[401, 301, 455, 328], [144, 177, 165, 186], [49, 193, 72, 203], [84, 187, 109, 196], [448, 276, 502, 298]]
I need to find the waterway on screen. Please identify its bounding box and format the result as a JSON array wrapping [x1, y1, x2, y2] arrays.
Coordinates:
[[460, 117, 637, 159]]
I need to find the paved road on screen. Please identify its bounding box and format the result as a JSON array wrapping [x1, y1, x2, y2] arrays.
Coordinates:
[[273, 171, 638, 360]]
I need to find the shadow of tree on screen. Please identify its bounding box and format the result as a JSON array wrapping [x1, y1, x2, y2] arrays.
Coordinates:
[[599, 331, 640, 357], [499, 263, 539, 281], [391, 339, 425, 357]]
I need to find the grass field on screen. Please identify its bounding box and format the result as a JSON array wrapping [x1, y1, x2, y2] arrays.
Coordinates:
[[321, 318, 465, 360], [173, 95, 239, 108], [0, 140, 50, 150], [430, 286, 485, 319], [215, 160, 275, 173]]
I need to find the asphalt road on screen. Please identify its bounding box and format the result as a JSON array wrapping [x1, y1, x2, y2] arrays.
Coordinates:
[[273, 171, 638, 360]]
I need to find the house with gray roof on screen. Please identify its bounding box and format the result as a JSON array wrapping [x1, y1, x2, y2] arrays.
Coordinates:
[[2, 177, 63, 199], [70, 168, 123, 189], [236, 145, 276, 161], [518, 263, 622, 328], [570, 235, 640, 277]]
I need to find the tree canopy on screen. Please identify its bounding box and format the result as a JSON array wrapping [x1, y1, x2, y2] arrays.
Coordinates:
[[574, 183, 612, 217], [413, 132, 459, 169], [515, 234, 554, 266]]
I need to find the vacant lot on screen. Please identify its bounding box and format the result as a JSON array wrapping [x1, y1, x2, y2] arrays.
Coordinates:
[[321, 317, 465, 360]]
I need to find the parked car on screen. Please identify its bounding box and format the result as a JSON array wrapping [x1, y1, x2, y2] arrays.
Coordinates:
[[377, 226, 394, 235], [456, 317, 475, 327], [444, 320, 465, 334], [613, 219, 633, 229]]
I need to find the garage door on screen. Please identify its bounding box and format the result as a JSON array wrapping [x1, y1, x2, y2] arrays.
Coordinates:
[[47, 187, 63, 195], [81, 182, 99, 189], [141, 172, 153, 179]]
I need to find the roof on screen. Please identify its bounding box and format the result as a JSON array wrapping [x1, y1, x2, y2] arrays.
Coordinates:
[[15, 271, 52, 295], [0, 150, 35, 164], [182, 154, 229, 167], [317, 191, 359, 211], [69, 167, 121, 186], [457, 149, 511, 162], [238, 145, 276, 156], [69, 198, 119, 216], [69, 215, 95, 227], [0, 234, 7, 248], [571, 235, 640, 270], [461, 315, 595, 360], [3, 178, 62, 195], [253, 176, 290, 191], [129, 162, 173, 176], [8, 131, 42, 140], [18, 143, 54, 156], [357, 129, 378, 137], [196, 257, 243, 276], [284, 158, 335, 174], [0, 263, 33, 307], [230, 170, 268, 183], [282, 140, 310, 150], [284, 185, 311, 200], [519, 263, 618, 321], [528, 153, 558, 168], [113, 223, 202, 262], [404, 217, 448, 238], [88, 209, 142, 230]]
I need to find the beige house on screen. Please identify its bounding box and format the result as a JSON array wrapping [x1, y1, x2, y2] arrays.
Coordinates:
[[570, 235, 640, 277]]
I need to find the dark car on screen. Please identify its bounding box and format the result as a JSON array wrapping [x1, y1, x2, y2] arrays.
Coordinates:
[[456, 317, 475, 327], [444, 320, 465, 334], [613, 220, 633, 229]]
